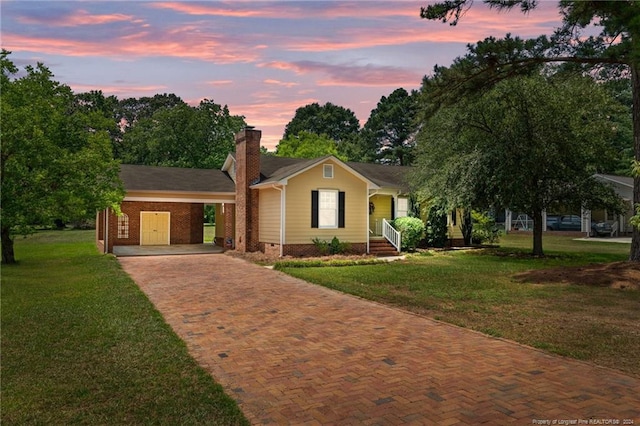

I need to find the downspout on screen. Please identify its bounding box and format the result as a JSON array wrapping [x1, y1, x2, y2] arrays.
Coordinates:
[[368, 189, 379, 254], [272, 184, 285, 257], [105, 207, 109, 254]]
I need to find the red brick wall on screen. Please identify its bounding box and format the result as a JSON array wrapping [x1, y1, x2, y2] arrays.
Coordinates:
[[261, 242, 281, 257], [447, 238, 465, 247], [107, 201, 203, 252], [95, 209, 106, 253], [96, 210, 105, 240], [235, 128, 261, 252], [189, 203, 204, 243], [224, 203, 236, 248]]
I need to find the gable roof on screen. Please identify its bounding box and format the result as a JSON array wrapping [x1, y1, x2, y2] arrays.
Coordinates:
[[121, 156, 412, 194], [255, 155, 374, 186], [249, 154, 410, 191], [120, 164, 235, 193]]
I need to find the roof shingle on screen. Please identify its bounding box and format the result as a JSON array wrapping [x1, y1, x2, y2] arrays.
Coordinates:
[[119, 164, 235, 192]]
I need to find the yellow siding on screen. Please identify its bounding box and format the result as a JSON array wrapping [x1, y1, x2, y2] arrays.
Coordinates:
[[259, 187, 281, 243], [284, 159, 368, 244], [215, 203, 225, 240], [369, 194, 392, 234], [448, 209, 464, 239]]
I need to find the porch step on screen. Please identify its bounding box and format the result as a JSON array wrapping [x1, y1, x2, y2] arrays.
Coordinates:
[[369, 239, 400, 257]]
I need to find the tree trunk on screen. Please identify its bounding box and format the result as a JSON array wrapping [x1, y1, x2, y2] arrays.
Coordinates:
[[532, 209, 544, 257], [1, 226, 16, 265], [630, 64, 640, 262], [461, 210, 473, 245]]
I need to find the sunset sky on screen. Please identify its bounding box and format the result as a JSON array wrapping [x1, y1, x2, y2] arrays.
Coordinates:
[[1, 1, 564, 149]]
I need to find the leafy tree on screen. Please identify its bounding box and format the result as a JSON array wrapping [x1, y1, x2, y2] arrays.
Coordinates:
[[419, 0, 640, 259], [1, 51, 123, 264], [120, 99, 245, 169], [283, 102, 360, 143], [601, 79, 634, 176], [332, 132, 377, 163], [423, 199, 449, 248], [631, 161, 640, 230], [362, 88, 419, 166], [74, 90, 124, 157], [413, 74, 623, 256], [275, 131, 346, 160], [117, 93, 186, 129]]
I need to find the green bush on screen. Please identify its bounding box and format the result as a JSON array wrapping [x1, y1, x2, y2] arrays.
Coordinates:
[[274, 258, 387, 269], [311, 236, 351, 255], [425, 203, 449, 248], [471, 210, 502, 244], [204, 205, 216, 224], [392, 217, 425, 251]]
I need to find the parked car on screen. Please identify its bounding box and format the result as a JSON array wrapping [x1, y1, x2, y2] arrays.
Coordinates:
[[546, 215, 581, 231], [546, 214, 613, 236], [590, 220, 614, 237]]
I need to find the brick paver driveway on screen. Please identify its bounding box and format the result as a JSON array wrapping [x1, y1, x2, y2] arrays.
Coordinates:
[[119, 254, 640, 425]]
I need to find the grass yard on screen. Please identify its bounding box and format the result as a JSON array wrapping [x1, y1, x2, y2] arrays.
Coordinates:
[[1, 230, 248, 425], [279, 233, 640, 377], [204, 224, 215, 243]]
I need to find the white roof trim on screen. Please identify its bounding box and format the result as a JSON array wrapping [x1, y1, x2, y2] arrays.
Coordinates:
[[252, 181, 285, 189], [594, 173, 633, 188], [221, 153, 236, 172], [124, 189, 235, 204], [125, 196, 235, 204], [126, 190, 234, 197]]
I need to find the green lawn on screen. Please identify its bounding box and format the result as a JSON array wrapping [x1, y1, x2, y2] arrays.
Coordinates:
[[204, 224, 215, 243], [279, 233, 640, 377], [1, 230, 248, 425]]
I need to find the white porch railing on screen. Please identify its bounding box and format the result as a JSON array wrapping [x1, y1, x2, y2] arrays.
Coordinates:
[[382, 218, 401, 252], [374, 219, 383, 236]]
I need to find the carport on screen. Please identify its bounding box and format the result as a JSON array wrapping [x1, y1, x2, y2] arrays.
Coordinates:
[[97, 164, 236, 254]]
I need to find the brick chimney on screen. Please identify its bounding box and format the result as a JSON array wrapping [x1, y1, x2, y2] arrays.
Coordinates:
[[234, 127, 261, 252]]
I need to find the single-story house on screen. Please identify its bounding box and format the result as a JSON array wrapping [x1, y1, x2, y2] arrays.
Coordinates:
[[592, 173, 635, 235], [97, 127, 445, 256], [502, 173, 635, 236]]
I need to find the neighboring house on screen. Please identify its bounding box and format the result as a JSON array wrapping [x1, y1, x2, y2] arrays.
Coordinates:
[[96, 127, 416, 256], [501, 173, 635, 236], [592, 173, 635, 235]]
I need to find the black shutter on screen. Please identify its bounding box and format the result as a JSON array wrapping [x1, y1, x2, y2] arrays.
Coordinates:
[[338, 191, 345, 228], [391, 197, 395, 220], [311, 190, 319, 228]]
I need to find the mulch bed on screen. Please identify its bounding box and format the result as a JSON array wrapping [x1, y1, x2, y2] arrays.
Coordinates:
[[514, 261, 640, 290]]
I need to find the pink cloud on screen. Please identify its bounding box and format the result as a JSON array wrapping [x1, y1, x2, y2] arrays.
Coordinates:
[[149, 1, 419, 19], [259, 60, 421, 87], [264, 79, 299, 88], [283, 19, 559, 53], [1, 29, 261, 64], [16, 9, 139, 26], [150, 2, 265, 18], [70, 83, 168, 96], [226, 97, 320, 148], [254, 2, 561, 52], [206, 80, 235, 86]]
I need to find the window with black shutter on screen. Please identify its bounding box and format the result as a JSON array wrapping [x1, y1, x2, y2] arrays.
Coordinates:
[[311, 190, 345, 229]]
